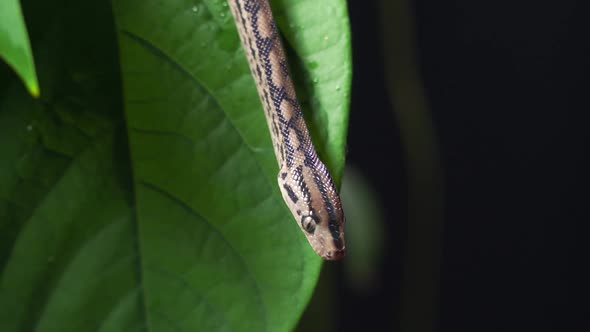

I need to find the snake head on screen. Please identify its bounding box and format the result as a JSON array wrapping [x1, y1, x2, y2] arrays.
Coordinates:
[[277, 162, 346, 260]]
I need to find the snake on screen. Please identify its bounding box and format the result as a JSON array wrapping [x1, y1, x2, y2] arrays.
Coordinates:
[[227, 0, 346, 260]]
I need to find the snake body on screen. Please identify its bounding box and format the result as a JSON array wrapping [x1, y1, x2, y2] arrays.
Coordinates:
[[228, 0, 346, 260]]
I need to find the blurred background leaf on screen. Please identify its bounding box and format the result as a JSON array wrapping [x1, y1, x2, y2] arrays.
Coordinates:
[[0, 0, 39, 96], [340, 166, 385, 290], [0, 0, 351, 331], [378, 0, 443, 331]]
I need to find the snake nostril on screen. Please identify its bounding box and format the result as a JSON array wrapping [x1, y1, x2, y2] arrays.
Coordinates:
[[324, 249, 345, 261]]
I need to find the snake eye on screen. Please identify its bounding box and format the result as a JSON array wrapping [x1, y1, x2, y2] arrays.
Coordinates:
[[301, 215, 316, 234]]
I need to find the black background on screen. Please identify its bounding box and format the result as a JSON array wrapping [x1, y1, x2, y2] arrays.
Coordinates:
[[331, 0, 590, 331]]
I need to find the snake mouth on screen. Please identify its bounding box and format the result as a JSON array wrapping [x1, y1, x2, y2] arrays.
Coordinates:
[[323, 248, 346, 261]]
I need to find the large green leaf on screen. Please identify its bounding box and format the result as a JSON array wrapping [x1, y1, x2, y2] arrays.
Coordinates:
[[112, 0, 351, 330], [0, 0, 39, 96], [0, 0, 351, 331], [0, 1, 142, 330]]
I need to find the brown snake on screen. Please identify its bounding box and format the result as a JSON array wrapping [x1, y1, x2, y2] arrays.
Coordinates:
[[227, 0, 346, 260]]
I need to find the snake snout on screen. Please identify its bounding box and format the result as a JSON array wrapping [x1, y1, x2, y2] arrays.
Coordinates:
[[324, 248, 346, 261]]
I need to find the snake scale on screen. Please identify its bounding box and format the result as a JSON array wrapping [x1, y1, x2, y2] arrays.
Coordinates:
[[227, 0, 346, 260]]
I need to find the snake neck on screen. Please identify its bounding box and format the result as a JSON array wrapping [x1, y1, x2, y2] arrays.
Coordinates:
[[228, 0, 315, 166]]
